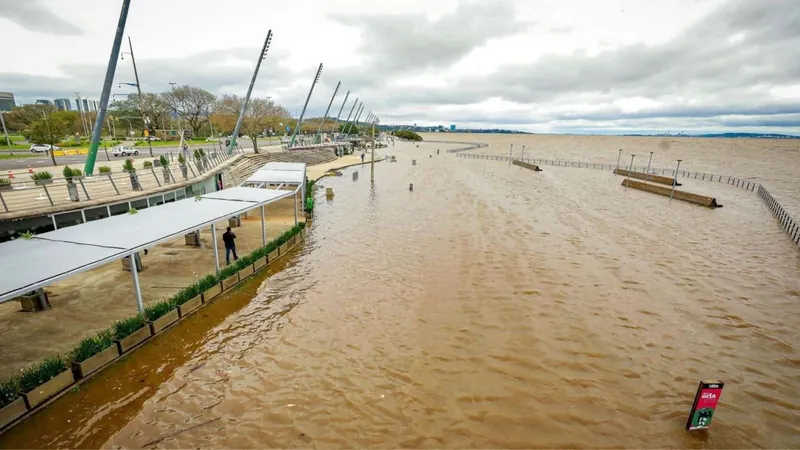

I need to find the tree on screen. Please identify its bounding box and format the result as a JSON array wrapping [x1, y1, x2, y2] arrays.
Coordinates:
[[338, 123, 362, 135], [214, 95, 290, 153], [163, 85, 216, 136], [4, 104, 52, 132], [29, 110, 72, 165], [393, 130, 422, 141]]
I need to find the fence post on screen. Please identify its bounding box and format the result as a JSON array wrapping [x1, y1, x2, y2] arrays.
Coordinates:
[[150, 167, 162, 187], [41, 183, 55, 206], [0, 191, 7, 212], [107, 174, 120, 195], [78, 178, 91, 200]]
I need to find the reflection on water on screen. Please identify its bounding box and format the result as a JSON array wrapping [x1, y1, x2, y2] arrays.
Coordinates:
[[1, 138, 799, 448]]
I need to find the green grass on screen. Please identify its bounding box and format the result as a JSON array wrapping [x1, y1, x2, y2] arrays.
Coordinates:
[[144, 300, 176, 322], [112, 315, 146, 340], [70, 330, 115, 363], [0, 153, 38, 159], [133, 139, 209, 147], [18, 356, 66, 393]]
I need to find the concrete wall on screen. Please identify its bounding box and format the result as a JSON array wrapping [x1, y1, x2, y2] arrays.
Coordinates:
[[622, 179, 721, 208], [614, 169, 679, 186]]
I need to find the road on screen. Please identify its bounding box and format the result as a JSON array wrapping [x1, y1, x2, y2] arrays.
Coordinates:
[[0, 140, 277, 171]]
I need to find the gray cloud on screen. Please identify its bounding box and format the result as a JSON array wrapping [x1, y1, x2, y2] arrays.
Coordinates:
[[0, 0, 82, 35], [328, 0, 530, 77]]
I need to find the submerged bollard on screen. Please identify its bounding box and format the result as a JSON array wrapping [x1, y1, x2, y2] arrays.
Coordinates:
[[409, 183, 413, 191], [353, 171, 358, 181], [686, 381, 724, 431], [412, 160, 417, 166]]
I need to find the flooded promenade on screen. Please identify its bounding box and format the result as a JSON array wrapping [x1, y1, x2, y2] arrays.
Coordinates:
[[1, 137, 798, 448]]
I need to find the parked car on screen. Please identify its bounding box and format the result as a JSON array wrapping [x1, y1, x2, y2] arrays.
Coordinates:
[[30, 144, 60, 153], [112, 146, 139, 156]]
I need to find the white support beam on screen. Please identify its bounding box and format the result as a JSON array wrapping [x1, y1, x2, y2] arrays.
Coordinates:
[[211, 223, 220, 274], [260, 205, 267, 246], [130, 252, 144, 316]]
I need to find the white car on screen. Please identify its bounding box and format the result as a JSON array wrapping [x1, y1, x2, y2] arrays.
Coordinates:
[[112, 146, 139, 157], [30, 144, 60, 153]]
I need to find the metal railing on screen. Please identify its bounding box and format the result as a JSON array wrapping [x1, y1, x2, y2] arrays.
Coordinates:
[[455, 153, 759, 192], [0, 147, 246, 213], [757, 185, 800, 246]]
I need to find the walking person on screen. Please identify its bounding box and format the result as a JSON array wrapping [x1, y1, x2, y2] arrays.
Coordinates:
[[222, 226, 238, 265], [361, 152, 365, 162]]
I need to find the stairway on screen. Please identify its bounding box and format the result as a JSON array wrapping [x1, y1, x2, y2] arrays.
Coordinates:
[[226, 148, 337, 186]]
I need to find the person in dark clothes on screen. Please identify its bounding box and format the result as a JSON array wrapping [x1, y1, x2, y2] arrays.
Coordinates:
[[222, 226, 238, 264]]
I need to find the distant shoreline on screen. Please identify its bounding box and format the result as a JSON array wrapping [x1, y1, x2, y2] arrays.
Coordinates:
[[413, 131, 800, 139]]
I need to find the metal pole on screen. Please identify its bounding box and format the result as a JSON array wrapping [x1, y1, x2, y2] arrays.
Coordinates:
[[288, 63, 323, 148], [229, 31, 273, 154], [625, 154, 635, 190], [127, 36, 154, 158], [84, 0, 131, 175], [260, 205, 266, 246], [371, 117, 377, 182], [644, 151, 653, 183], [670, 160, 682, 202], [130, 251, 144, 316], [520, 145, 525, 161], [330, 90, 350, 137], [616, 149, 622, 170], [340, 98, 358, 134], [315, 80, 340, 142], [76, 93, 89, 136], [345, 103, 362, 135], [293, 191, 298, 226], [508, 144, 513, 165], [0, 112, 11, 150], [211, 223, 220, 274], [348, 105, 364, 135]]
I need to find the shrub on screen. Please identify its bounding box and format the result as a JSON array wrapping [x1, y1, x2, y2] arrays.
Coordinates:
[[0, 177, 10, 187], [159, 155, 169, 166], [31, 171, 53, 181], [144, 300, 175, 322], [62, 165, 82, 178], [142, 161, 153, 169], [111, 315, 145, 341], [122, 159, 135, 172], [393, 130, 422, 141], [0, 377, 20, 408], [178, 153, 186, 164], [98, 166, 111, 174], [70, 329, 115, 363], [18, 356, 66, 393]]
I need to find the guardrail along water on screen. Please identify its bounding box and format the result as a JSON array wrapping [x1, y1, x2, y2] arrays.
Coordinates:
[[1, 140, 797, 448]]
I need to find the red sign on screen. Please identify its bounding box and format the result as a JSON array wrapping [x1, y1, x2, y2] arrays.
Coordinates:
[[686, 381, 724, 431]]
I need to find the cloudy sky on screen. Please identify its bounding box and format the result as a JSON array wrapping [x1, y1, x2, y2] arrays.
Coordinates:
[[1, 0, 799, 134]]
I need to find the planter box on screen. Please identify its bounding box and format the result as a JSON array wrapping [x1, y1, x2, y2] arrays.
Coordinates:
[[268, 249, 278, 263], [184, 231, 200, 247], [238, 264, 254, 280], [72, 345, 120, 379], [177, 295, 202, 317], [149, 308, 179, 334], [0, 397, 27, 430], [33, 179, 53, 186], [0, 185, 12, 192], [202, 284, 222, 302], [115, 326, 152, 354], [18, 289, 50, 312], [221, 274, 239, 291], [279, 243, 289, 255], [254, 258, 266, 271], [22, 369, 73, 409], [290, 236, 297, 246]]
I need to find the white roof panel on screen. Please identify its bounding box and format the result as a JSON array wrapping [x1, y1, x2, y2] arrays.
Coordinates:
[[201, 187, 293, 203], [0, 239, 122, 300], [261, 162, 306, 171], [246, 169, 305, 184]]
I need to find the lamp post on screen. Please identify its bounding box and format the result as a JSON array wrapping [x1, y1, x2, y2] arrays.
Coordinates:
[[616, 148, 623, 170], [120, 36, 153, 157], [670, 160, 683, 202], [315, 80, 341, 143], [644, 151, 654, 184], [330, 90, 350, 138], [229, 30, 273, 154], [288, 63, 323, 148], [0, 111, 11, 153], [625, 154, 635, 190]]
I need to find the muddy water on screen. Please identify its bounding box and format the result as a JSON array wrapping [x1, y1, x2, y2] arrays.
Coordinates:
[[2, 139, 799, 448]]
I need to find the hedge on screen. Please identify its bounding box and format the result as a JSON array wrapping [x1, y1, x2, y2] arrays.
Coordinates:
[[0, 221, 306, 409]]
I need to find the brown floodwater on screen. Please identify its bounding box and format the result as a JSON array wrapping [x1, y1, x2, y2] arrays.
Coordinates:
[[1, 136, 799, 448]]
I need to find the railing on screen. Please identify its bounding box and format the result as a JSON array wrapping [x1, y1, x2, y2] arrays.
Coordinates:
[[455, 153, 759, 192], [0, 147, 246, 214], [757, 186, 800, 246], [454, 151, 800, 247]]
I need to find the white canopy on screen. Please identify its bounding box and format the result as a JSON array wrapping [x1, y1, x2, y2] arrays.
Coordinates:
[[244, 162, 307, 186]]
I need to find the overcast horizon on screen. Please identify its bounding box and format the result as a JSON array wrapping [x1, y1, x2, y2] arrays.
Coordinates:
[[1, 0, 799, 135]]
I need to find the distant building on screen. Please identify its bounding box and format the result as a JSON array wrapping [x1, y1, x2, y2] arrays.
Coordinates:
[[55, 98, 72, 111], [35, 99, 53, 105], [82, 99, 90, 112], [0, 92, 14, 111], [92, 100, 99, 111]]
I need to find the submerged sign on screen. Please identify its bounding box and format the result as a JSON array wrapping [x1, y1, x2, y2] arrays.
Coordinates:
[[686, 381, 724, 431]]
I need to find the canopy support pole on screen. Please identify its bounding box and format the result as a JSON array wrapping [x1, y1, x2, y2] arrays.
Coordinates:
[[260, 205, 267, 246], [211, 223, 220, 274], [294, 190, 298, 226], [130, 252, 144, 316]]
